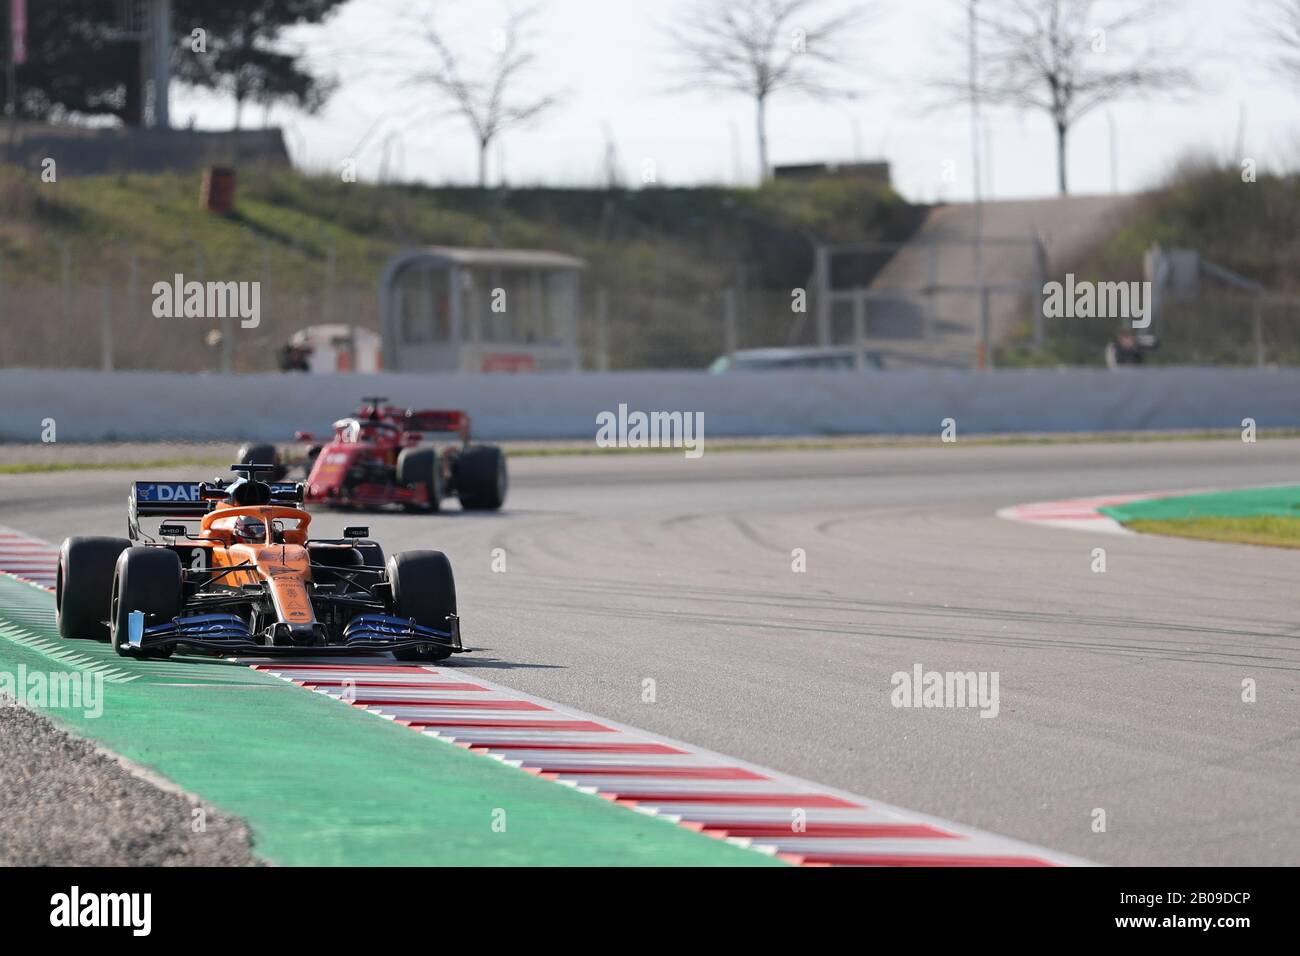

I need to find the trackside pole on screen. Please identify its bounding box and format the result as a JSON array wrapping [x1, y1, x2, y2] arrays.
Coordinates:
[[1253, 294, 1264, 368], [100, 281, 114, 372], [150, 0, 171, 129], [853, 293, 866, 370], [596, 286, 610, 372], [723, 286, 737, 358]]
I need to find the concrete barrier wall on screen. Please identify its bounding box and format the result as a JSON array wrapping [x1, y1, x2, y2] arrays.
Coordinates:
[[1, 368, 1297, 443]]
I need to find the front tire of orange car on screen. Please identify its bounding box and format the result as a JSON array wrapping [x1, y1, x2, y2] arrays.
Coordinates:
[[109, 547, 182, 659], [387, 550, 456, 662]]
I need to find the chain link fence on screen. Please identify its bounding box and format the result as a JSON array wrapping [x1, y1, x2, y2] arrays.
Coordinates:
[[0, 244, 819, 373], [2, 244, 1297, 373], [0, 277, 382, 373]]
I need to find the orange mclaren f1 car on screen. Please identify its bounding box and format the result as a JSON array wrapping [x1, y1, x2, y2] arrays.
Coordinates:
[[55, 464, 462, 661]]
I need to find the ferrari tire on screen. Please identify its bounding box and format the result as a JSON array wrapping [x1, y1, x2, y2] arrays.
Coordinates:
[[109, 547, 182, 659], [397, 447, 440, 513], [302, 444, 323, 479], [455, 445, 507, 511], [57, 536, 132, 640], [237, 442, 285, 481], [387, 550, 456, 662]]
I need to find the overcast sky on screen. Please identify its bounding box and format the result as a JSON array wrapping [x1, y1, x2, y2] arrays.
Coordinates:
[[171, 0, 1299, 202]]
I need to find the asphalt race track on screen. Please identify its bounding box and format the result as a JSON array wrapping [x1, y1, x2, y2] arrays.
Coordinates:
[[2, 438, 1298, 866]]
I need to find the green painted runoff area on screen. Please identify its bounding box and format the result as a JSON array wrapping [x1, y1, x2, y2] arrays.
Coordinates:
[[1100, 485, 1300, 522], [0, 575, 778, 866]]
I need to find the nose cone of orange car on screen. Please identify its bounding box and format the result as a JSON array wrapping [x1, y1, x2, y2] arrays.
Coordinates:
[[255, 544, 310, 576], [252, 544, 316, 627]]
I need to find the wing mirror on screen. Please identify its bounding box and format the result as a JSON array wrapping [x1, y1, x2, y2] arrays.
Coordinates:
[[158, 523, 188, 538], [343, 526, 369, 539]]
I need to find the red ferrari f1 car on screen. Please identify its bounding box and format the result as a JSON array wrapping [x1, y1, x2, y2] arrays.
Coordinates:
[[238, 398, 506, 512]]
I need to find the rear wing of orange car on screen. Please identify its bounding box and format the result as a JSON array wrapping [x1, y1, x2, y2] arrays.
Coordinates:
[[128, 479, 304, 539]]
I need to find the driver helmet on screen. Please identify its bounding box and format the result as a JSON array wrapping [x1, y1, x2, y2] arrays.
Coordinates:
[[232, 516, 268, 544]]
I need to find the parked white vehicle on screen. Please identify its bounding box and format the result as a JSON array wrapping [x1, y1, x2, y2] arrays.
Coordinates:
[[708, 347, 885, 373]]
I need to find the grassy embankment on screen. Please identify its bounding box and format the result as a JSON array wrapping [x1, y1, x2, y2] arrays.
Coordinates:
[[0, 164, 915, 371], [998, 162, 1300, 367]]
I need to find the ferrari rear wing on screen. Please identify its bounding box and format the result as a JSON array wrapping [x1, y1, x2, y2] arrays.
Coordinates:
[[404, 410, 471, 440]]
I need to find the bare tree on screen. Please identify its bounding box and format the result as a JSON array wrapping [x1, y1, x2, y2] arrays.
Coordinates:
[[946, 0, 1195, 195], [1263, 0, 1300, 84], [662, 0, 872, 182], [413, 3, 561, 185]]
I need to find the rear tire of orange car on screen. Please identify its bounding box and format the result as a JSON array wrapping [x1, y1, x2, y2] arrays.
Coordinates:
[[57, 536, 132, 640], [109, 547, 182, 659], [397, 447, 440, 513], [387, 550, 456, 662]]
